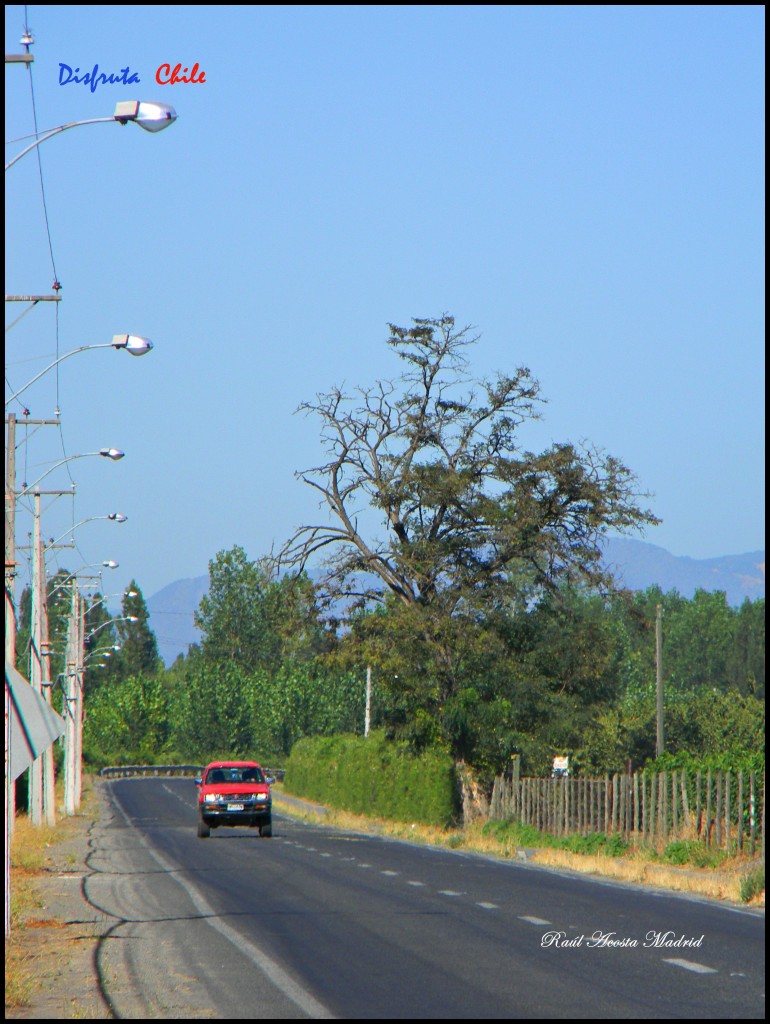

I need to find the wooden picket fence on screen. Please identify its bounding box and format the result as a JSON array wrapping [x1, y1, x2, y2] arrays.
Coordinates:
[[489, 769, 765, 855]]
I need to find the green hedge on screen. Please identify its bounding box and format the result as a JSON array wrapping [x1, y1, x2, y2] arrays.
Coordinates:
[[284, 731, 459, 827]]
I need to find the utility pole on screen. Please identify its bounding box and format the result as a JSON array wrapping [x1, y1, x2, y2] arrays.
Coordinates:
[[5, 413, 17, 666], [365, 665, 372, 737], [6, 28, 37, 937], [655, 603, 665, 757], [28, 493, 45, 824], [63, 581, 79, 816], [74, 591, 85, 809], [37, 522, 56, 827], [5, 416, 62, 671]]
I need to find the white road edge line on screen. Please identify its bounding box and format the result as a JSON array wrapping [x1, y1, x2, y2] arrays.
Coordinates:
[[663, 958, 718, 975], [111, 793, 336, 1019]]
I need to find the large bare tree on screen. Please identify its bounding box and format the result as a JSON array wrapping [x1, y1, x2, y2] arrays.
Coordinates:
[[280, 315, 659, 616]]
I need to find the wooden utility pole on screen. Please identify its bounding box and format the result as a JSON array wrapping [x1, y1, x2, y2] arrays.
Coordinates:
[[75, 592, 85, 809], [63, 583, 78, 815], [38, 522, 56, 827], [28, 493, 44, 824], [5, 413, 16, 667], [365, 665, 372, 737], [656, 604, 665, 757]]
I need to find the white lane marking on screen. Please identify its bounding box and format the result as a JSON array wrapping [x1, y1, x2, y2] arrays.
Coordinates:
[[111, 791, 335, 1018], [357, 863, 372, 869], [319, 853, 332, 858], [406, 880, 425, 887], [438, 890, 464, 897], [519, 916, 551, 925], [476, 902, 498, 910], [663, 959, 718, 975], [162, 782, 195, 807], [381, 870, 399, 876]]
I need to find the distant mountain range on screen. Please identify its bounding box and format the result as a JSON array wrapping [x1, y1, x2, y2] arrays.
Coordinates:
[[146, 538, 765, 667]]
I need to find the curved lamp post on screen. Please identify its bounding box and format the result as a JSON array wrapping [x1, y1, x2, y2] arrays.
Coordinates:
[[86, 614, 138, 643], [47, 561, 120, 601], [5, 101, 177, 170], [46, 513, 127, 549], [6, 335, 152, 408], [83, 644, 120, 665], [86, 587, 137, 615], [17, 449, 124, 500]]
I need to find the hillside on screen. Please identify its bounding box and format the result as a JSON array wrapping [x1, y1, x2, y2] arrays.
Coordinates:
[[147, 539, 765, 666]]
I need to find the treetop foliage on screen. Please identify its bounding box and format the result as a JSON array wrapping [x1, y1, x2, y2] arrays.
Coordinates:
[[280, 315, 660, 617]]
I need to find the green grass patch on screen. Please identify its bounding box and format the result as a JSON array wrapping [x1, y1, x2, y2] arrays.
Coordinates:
[[739, 865, 765, 903], [658, 839, 730, 869], [480, 819, 629, 857]]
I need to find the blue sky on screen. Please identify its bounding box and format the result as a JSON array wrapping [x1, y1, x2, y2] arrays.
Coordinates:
[[5, 5, 765, 611]]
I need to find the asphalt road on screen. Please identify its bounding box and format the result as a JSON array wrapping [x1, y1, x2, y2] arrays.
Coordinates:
[[90, 777, 764, 1019]]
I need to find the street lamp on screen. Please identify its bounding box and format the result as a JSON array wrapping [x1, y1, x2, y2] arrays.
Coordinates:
[[83, 644, 120, 664], [85, 587, 137, 615], [47, 562, 119, 602], [5, 101, 177, 170], [6, 335, 153, 408], [46, 513, 127, 549], [86, 615, 138, 643], [16, 449, 124, 499]]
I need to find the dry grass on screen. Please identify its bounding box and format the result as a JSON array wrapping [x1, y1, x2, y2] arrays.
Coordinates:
[[5, 776, 100, 1013], [528, 847, 764, 905]]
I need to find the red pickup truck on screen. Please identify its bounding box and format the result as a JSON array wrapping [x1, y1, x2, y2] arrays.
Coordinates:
[[195, 760, 274, 838]]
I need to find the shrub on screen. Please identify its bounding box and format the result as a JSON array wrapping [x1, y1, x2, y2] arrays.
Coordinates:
[[284, 731, 459, 827], [740, 865, 765, 904]]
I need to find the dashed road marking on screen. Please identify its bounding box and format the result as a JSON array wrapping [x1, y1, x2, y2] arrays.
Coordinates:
[[407, 880, 426, 887], [476, 902, 498, 910], [663, 959, 718, 975], [381, 870, 399, 876], [519, 916, 551, 925], [438, 890, 464, 897]]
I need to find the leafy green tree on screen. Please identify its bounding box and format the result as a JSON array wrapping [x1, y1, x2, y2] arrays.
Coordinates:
[[84, 672, 171, 766], [577, 689, 764, 774], [112, 581, 161, 680], [663, 589, 734, 693], [195, 546, 277, 670], [728, 598, 765, 697], [195, 546, 330, 673], [282, 316, 660, 772], [168, 660, 258, 761]]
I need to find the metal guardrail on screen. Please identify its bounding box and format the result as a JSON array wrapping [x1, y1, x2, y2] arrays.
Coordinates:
[[100, 764, 203, 778], [99, 764, 286, 781]]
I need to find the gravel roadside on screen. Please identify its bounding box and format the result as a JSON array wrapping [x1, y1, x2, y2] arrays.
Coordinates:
[[5, 779, 329, 1020], [5, 780, 114, 1019]]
